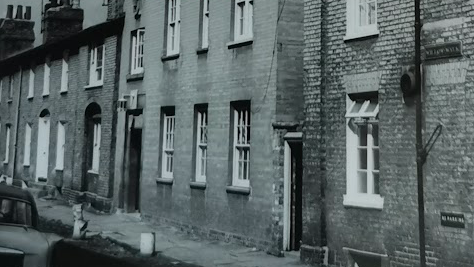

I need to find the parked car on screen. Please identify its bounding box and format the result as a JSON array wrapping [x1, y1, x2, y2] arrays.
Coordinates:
[[0, 183, 60, 267]]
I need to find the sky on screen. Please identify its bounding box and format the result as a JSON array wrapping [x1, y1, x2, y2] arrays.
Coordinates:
[[0, 0, 108, 46]]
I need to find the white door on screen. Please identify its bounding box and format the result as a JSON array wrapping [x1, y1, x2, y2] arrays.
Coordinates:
[[36, 117, 50, 182]]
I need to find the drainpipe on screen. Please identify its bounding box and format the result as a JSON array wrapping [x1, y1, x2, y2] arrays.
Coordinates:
[[12, 67, 23, 180], [414, 0, 426, 266]]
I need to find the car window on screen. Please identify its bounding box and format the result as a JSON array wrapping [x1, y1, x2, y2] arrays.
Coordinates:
[[0, 198, 33, 226]]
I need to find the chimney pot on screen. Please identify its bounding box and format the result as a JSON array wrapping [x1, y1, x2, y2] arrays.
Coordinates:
[[6, 5, 13, 19], [15, 5, 23, 20], [25, 6, 32, 20]]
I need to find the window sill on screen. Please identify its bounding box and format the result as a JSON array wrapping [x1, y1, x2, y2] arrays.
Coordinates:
[[42, 94, 49, 98], [60, 90, 68, 95], [3, 161, 8, 165], [161, 54, 180, 62], [227, 38, 253, 49], [27, 96, 33, 100], [126, 72, 144, 82], [156, 177, 173, 185], [23, 164, 30, 167], [196, 47, 209, 55], [84, 84, 103, 90], [55, 168, 64, 172], [87, 170, 99, 175], [7, 99, 12, 103], [343, 194, 384, 210], [190, 181, 206, 190], [226, 185, 250, 195], [344, 30, 380, 42]]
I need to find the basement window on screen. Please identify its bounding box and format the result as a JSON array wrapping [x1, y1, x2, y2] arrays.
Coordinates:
[[343, 96, 383, 209]]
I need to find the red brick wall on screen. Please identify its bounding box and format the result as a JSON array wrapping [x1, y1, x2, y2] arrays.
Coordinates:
[[0, 34, 120, 212], [303, 0, 474, 266], [117, 0, 303, 252]]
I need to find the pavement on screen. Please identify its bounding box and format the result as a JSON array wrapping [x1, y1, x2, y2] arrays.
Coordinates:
[[35, 197, 310, 267]]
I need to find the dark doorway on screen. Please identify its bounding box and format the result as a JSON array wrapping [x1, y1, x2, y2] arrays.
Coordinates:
[[126, 114, 143, 213], [289, 141, 302, 251]]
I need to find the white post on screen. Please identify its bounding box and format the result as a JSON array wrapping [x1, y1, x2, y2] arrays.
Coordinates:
[[140, 233, 155, 256], [72, 204, 87, 239]]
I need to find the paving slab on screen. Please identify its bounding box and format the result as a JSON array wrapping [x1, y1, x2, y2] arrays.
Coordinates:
[[36, 197, 310, 267]]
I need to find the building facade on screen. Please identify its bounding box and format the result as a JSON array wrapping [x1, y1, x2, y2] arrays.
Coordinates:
[[303, 0, 474, 266], [111, 0, 304, 254], [0, 2, 123, 212]]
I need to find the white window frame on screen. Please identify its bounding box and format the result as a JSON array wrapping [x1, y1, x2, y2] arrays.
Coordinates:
[[345, 0, 378, 40], [232, 105, 250, 187], [195, 108, 208, 183], [60, 57, 69, 93], [166, 0, 181, 55], [343, 97, 383, 209], [161, 111, 175, 179], [89, 44, 105, 86], [28, 69, 35, 99], [90, 122, 101, 173], [234, 0, 253, 41], [55, 122, 66, 170], [24, 123, 32, 166], [43, 62, 50, 96], [131, 29, 145, 75], [4, 125, 10, 164], [8, 75, 14, 100], [201, 0, 209, 48]]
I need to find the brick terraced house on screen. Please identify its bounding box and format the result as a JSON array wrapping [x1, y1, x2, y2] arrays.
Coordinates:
[[110, 0, 305, 254], [302, 0, 474, 266], [0, 2, 123, 212]]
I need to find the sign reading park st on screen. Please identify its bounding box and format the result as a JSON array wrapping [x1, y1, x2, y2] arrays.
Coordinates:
[[440, 212, 465, 228]]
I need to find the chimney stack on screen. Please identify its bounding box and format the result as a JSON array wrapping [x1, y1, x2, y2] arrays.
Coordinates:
[[0, 5, 35, 60], [42, 0, 84, 44], [15, 6, 23, 20]]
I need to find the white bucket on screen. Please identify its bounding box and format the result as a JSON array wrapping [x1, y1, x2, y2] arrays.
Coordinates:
[[140, 233, 155, 256]]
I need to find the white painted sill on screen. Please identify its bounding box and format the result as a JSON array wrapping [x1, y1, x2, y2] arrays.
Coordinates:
[[156, 177, 173, 185], [84, 83, 103, 90], [227, 37, 253, 49], [87, 170, 99, 175], [343, 193, 384, 210], [344, 29, 380, 41], [27, 95, 33, 100]]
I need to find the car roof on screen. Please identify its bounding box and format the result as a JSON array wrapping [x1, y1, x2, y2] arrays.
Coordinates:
[[0, 184, 35, 204]]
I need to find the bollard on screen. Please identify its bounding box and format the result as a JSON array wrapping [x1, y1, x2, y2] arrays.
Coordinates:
[[140, 233, 155, 256], [72, 204, 88, 239]]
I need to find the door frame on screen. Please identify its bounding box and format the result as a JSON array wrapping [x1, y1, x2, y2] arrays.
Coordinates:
[[35, 115, 51, 182], [124, 110, 144, 213], [283, 132, 302, 251]]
